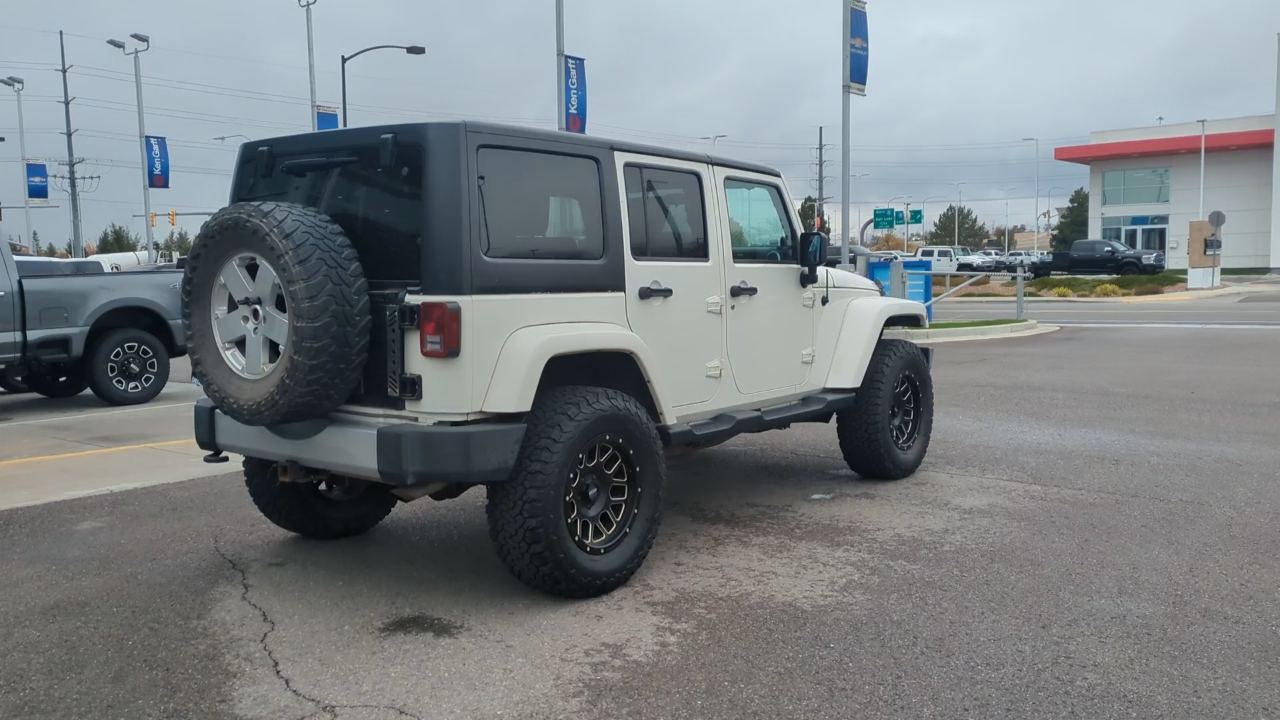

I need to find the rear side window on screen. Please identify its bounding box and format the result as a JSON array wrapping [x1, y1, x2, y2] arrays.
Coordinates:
[[233, 145, 424, 284], [477, 148, 604, 260], [624, 166, 708, 260], [919, 249, 934, 258]]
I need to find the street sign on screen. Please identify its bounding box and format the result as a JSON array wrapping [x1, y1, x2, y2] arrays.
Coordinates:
[[909, 209, 923, 225], [1208, 210, 1226, 229], [316, 105, 339, 130], [873, 207, 894, 229], [895, 210, 905, 225]]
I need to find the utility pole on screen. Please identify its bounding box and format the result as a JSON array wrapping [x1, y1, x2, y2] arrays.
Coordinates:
[[1025, 138, 1040, 252], [300, 0, 318, 131], [952, 182, 966, 248], [57, 31, 86, 258], [816, 126, 826, 233], [1000, 187, 1015, 253]]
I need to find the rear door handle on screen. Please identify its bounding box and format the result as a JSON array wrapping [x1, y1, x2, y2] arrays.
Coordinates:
[[638, 285, 674, 300], [729, 283, 758, 297]]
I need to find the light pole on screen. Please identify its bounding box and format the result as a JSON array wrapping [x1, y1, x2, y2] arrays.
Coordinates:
[[1046, 186, 1069, 238], [951, 181, 967, 247], [849, 173, 869, 245], [885, 195, 905, 247], [902, 197, 916, 244], [1024, 137, 1040, 252], [107, 34, 156, 263], [0, 76, 32, 250], [700, 134, 728, 147], [1197, 119, 1207, 219], [921, 195, 946, 244], [556, 0, 565, 131], [341, 44, 426, 127], [999, 187, 1016, 253], [299, 0, 319, 131]]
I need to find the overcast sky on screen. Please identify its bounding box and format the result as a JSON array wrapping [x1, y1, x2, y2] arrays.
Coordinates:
[[2, 0, 1279, 250]]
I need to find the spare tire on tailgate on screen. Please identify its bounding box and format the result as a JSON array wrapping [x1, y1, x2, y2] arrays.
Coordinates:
[[184, 202, 371, 426]]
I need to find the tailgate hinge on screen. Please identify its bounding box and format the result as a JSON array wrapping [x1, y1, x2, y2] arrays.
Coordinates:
[[397, 303, 420, 328]]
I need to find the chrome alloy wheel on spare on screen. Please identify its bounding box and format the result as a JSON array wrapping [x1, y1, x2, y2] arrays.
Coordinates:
[[211, 253, 290, 379]]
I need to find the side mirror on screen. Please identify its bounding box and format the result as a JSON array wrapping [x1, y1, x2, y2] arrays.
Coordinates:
[[799, 231, 827, 287]]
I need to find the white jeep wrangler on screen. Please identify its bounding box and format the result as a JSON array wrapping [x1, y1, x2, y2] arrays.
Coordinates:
[[187, 122, 933, 598]]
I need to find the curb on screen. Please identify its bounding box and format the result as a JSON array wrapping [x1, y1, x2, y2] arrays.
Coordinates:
[[938, 284, 1270, 304], [883, 320, 1059, 343]]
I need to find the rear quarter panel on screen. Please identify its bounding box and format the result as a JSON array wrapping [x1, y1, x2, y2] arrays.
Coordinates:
[[21, 271, 184, 359]]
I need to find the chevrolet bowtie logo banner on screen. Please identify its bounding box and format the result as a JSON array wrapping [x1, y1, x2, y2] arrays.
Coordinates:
[[146, 135, 170, 189], [563, 55, 587, 134], [848, 0, 869, 96], [25, 160, 48, 203]]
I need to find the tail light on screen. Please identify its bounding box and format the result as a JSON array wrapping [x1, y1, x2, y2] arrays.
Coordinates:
[[419, 301, 461, 358]]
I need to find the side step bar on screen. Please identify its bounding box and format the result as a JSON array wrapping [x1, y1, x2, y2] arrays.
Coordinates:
[[660, 391, 857, 448]]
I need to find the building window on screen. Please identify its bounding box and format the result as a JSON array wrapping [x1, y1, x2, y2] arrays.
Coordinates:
[[1102, 168, 1170, 206]]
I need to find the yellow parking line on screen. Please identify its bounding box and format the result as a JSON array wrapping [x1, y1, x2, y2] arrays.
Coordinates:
[[1119, 294, 1193, 303], [0, 439, 195, 467]]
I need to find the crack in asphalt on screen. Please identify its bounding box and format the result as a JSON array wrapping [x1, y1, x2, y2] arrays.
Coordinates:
[[213, 538, 423, 720]]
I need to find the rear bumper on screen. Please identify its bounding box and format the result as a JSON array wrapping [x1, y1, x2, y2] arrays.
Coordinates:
[[194, 398, 525, 486]]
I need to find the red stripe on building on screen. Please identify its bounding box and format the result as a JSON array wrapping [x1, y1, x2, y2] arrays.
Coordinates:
[[1054, 129, 1275, 165]]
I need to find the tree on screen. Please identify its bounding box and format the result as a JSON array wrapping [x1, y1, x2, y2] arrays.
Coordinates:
[[926, 205, 988, 247], [94, 223, 141, 254], [162, 228, 193, 256], [1051, 188, 1088, 251], [872, 231, 909, 252], [797, 196, 830, 234], [30, 229, 41, 255], [41, 243, 60, 258]]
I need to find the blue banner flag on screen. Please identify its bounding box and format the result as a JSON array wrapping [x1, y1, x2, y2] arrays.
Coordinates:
[[563, 55, 587, 134], [316, 105, 339, 131], [25, 161, 48, 202], [146, 135, 170, 189], [847, 0, 869, 96]]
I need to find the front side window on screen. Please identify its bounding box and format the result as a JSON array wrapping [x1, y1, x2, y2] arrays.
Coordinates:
[[477, 148, 605, 260], [624, 166, 708, 260], [723, 179, 795, 263], [1102, 168, 1170, 205]]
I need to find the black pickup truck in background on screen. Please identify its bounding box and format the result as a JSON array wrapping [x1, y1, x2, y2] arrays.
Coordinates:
[[1038, 239, 1165, 277]]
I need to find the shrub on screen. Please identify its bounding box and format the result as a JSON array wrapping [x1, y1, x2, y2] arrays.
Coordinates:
[[1024, 290, 1040, 297], [1030, 276, 1093, 294], [1093, 283, 1122, 297], [1120, 289, 1134, 296], [1133, 284, 1164, 296], [1110, 271, 1182, 290], [1049, 286, 1074, 298], [933, 274, 989, 287]]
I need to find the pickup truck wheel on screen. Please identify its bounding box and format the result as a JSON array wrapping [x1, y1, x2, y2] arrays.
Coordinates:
[[185, 202, 371, 426], [27, 363, 89, 399], [1118, 264, 1140, 276], [837, 339, 933, 480], [0, 367, 31, 394], [86, 328, 171, 406], [487, 386, 664, 598], [243, 457, 397, 540]]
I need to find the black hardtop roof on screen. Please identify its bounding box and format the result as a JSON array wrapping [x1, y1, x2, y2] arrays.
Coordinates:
[[246, 120, 783, 178]]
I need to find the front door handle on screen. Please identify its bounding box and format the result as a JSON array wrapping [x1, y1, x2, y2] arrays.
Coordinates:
[[729, 283, 758, 298], [638, 285, 675, 300]]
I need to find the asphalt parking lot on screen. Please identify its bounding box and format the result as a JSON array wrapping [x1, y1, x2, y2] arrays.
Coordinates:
[[2, 326, 1279, 719]]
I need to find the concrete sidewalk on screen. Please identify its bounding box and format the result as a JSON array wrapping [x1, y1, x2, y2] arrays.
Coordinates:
[[941, 283, 1270, 304], [884, 320, 1058, 343]]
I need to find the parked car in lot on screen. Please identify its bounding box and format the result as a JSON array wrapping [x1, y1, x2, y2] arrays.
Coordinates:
[[190, 121, 934, 598], [0, 240, 185, 403], [956, 251, 996, 272], [1050, 239, 1165, 276]]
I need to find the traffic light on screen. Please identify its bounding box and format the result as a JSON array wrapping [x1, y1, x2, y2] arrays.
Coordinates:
[[149, 212, 156, 227], [168, 210, 177, 226]]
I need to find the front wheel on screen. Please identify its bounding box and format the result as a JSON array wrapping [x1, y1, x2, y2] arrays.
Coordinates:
[[0, 366, 31, 394], [487, 386, 665, 598], [27, 363, 89, 399], [244, 457, 398, 540], [1117, 264, 1140, 276], [87, 328, 171, 406], [838, 339, 934, 480]]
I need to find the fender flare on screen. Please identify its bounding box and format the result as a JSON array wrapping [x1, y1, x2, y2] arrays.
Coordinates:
[[823, 297, 928, 389], [481, 322, 676, 424]]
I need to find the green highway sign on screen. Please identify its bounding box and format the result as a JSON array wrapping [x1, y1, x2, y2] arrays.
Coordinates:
[[910, 209, 923, 225], [895, 210, 905, 226], [873, 207, 895, 229]]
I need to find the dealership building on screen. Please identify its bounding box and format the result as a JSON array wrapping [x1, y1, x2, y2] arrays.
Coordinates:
[[1055, 114, 1280, 271]]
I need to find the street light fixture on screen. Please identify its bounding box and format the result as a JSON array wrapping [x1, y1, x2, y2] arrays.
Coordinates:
[[951, 182, 967, 247], [107, 32, 156, 262], [213, 134, 252, 143], [921, 195, 946, 242], [699, 135, 728, 147], [0, 75, 32, 250], [1046, 186, 1069, 229], [999, 187, 1017, 253], [298, 0, 319, 131], [340, 44, 427, 127]]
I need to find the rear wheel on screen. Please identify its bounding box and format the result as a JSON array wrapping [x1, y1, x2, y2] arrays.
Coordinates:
[[838, 339, 933, 480], [27, 363, 89, 399], [86, 328, 171, 406], [1118, 263, 1140, 276], [487, 386, 664, 598], [243, 457, 398, 540]]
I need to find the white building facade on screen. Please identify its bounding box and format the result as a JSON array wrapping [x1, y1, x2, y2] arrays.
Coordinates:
[[1055, 114, 1280, 271]]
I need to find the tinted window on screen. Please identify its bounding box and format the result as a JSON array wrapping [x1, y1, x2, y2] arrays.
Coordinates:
[[624, 166, 707, 260], [724, 180, 795, 263], [1077, 241, 1101, 253], [919, 249, 934, 258], [233, 145, 424, 284], [478, 148, 604, 260]]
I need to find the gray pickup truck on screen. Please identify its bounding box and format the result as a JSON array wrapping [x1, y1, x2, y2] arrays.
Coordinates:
[[0, 241, 186, 404]]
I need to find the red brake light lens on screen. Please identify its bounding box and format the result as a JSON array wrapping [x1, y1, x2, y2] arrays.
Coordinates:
[[419, 302, 461, 358]]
